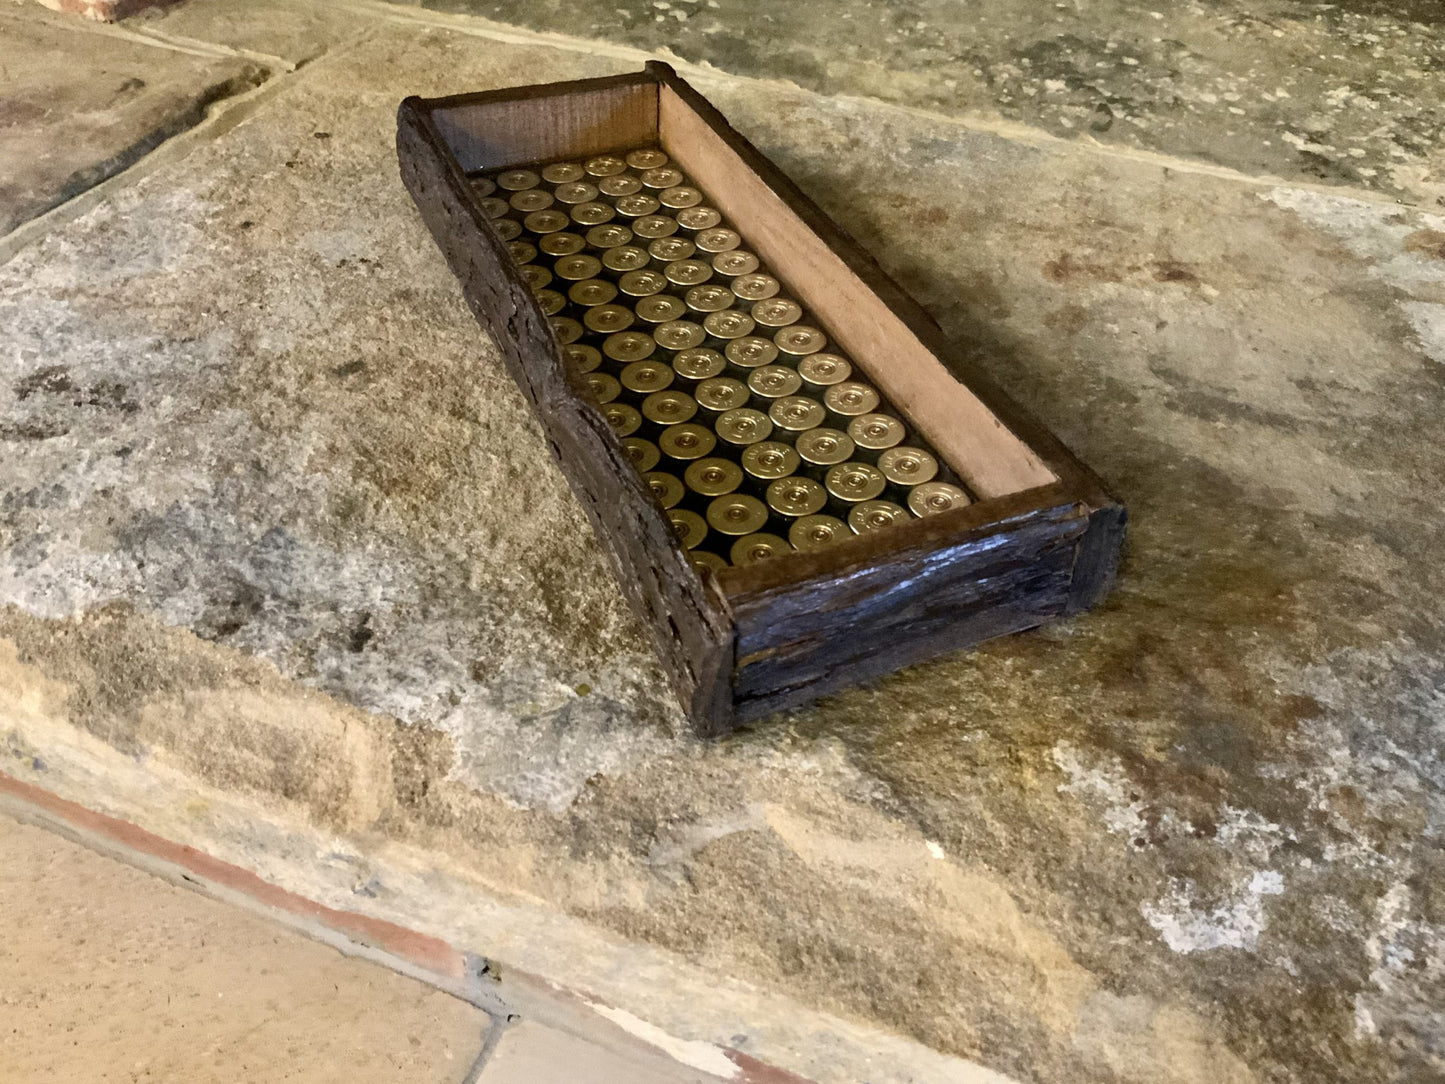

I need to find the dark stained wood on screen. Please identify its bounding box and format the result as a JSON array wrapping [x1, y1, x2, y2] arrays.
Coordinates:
[[727, 496, 1087, 712], [395, 66, 1126, 737], [397, 95, 736, 734], [1065, 501, 1128, 615]]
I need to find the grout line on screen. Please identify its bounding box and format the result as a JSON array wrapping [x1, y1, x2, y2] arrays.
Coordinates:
[[320, 0, 1421, 211], [0, 775, 758, 1081], [124, 24, 302, 72], [460, 1016, 513, 1084], [0, 782, 513, 1021]]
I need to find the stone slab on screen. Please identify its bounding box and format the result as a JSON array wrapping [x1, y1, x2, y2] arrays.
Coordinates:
[[0, 814, 487, 1082], [0, 17, 1442, 1084], [482, 1021, 722, 1084], [392, 0, 1445, 205], [131, 0, 373, 67], [0, 2, 267, 236]]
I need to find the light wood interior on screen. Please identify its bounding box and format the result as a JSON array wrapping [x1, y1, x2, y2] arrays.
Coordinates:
[[430, 78, 1057, 498], [657, 87, 1057, 498], [431, 81, 658, 173]]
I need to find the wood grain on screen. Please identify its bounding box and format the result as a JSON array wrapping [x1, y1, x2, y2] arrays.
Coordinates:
[[429, 77, 657, 174], [729, 499, 1087, 713]]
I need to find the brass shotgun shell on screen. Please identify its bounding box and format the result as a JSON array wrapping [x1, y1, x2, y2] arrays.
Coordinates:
[[706, 493, 769, 536], [774, 324, 827, 357], [824, 380, 881, 420], [496, 168, 540, 191], [667, 508, 709, 549], [583, 154, 628, 177], [751, 296, 803, 328], [703, 309, 755, 342], [711, 249, 760, 278], [748, 365, 803, 404], [541, 161, 586, 184], [847, 413, 906, 456], [620, 359, 675, 396], [602, 245, 651, 273], [730, 532, 792, 566], [694, 377, 750, 419], [539, 231, 586, 257], [789, 514, 850, 551], [740, 441, 800, 485], [585, 223, 634, 250], [641, 390, 699, 427], [602, 401, 642, 437], [602, 330, 656, 365], [766, 475, 827, 518], [644, 470, 686, 509], [552, 180, 599, 205], [633, 295, 687, 324], [797, 352, 852, 391], [632, 214, 679, 240], [509, 188, 554, 213], [598, 173, 643, 197], [767, 395, 827, 439], [907, 481, 972, 517], [714, 407, 774, 449], [620, 436, 661, 473], [625, 148, 669, 170], [658, 422, 717, 463], [648, 236, 696, 264], [824, 462, 887, 504], [659, 185, 704, 209], [552, 253, 603, 281], [670, 348, 727, 384], [848, 499, 910, 534], [795, 427, 856, 473], [877, 446, 940, 487], [684, 457, 745, 499], [694, 227, 741, 253], [675, 205, 722, 232], [583, 371, 622, 405], [570, 279, 621, 309], [582, 303, 635, 335]]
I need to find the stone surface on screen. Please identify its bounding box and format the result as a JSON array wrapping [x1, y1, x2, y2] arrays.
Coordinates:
[[396, 0, 1445, 206], [0, 813, 488, 1082], [0, 1, 267, 236], [485, 1021, 718, 1084], [132, 0, 370, 67], [1, 9, 1443, 1084]]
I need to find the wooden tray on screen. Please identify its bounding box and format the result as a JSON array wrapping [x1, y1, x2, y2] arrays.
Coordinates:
[[396, 62, 1125, 736]]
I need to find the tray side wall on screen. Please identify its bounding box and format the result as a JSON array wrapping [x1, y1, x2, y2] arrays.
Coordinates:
[[729, 498, 1091, 718], [396, 98, 736, 734], [429, 79, 658, 173]]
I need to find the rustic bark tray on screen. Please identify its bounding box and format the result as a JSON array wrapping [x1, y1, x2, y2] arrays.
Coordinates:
[[396, 62, 1125, 736]]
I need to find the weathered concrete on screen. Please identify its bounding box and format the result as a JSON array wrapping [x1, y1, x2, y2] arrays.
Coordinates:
[[0, 814, 488, 1082], [0, 2, 267, 236], [387, 0, 1445, 206], [1, 8, 1443, 1084]]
